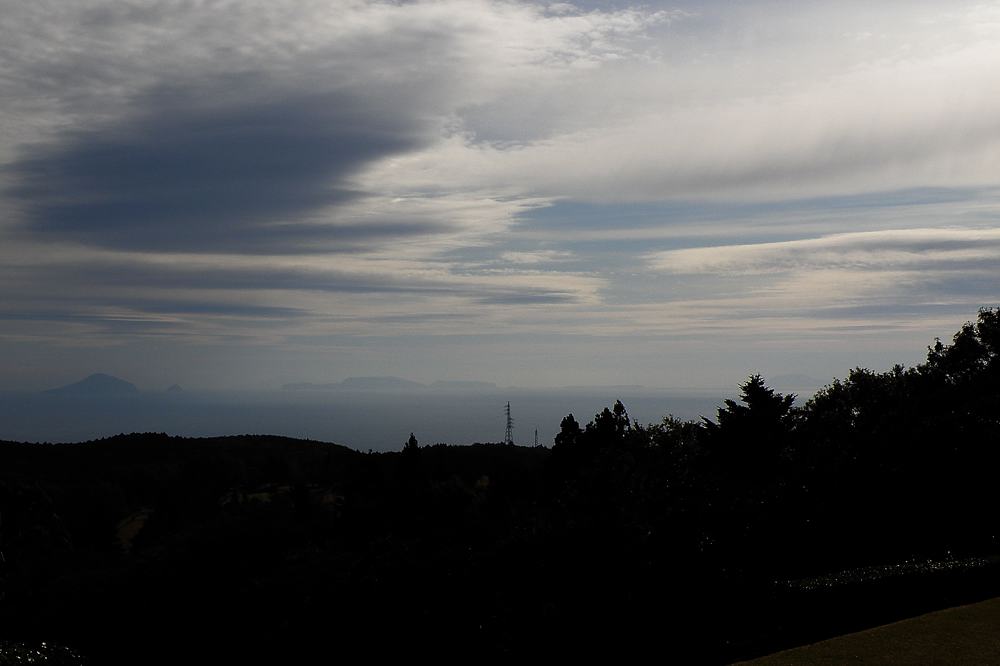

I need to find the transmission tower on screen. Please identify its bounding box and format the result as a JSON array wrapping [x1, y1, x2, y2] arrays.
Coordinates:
[[504, 401, 514, 446]]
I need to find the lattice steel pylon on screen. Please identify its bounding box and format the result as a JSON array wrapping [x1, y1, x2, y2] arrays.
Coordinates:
[[504, 401, 514, 446]]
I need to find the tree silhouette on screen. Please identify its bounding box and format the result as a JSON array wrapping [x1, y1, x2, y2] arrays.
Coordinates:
[[704, 374, 796, 462], [553, 414, 581, 448], [581, 400, 635, 448], [403, 432, 419, 453], [925, 308, 1000, 382]]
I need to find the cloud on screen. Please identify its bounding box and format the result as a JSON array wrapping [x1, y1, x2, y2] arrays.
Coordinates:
[[0, 301, 308, 322], [0, 243, 606, 345], [647, 228, 1000, 275], [6, 1, 1000, 217], [0, 1, 678, 256], [499, 250, 574, 265], [5, 83, 436, 252], [475, 290, 578, 305], [1, 1, 1000, 389], [364, 3, 1000, 203], [630, 227, 1000, 344]]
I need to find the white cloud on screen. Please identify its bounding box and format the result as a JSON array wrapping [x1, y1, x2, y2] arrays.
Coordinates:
[[636, 226, 1000, 347], [500, 250, 574, 264], [648, 228, 1000, 275], [374, 31, 1000, 202]]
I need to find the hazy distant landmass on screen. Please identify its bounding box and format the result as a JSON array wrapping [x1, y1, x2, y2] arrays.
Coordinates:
[[165, 384, 184, 393], [283, 376, 428, 391], [281, 382, 343, 391], [560, 384, 647, 392], [42, 372, 139, 396], [340, 376, 427, 390], [429, 380, 497, 390], [287, 376, 498, 391]]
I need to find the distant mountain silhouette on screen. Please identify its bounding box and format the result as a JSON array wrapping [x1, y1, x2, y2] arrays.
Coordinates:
[[340, 376, 426, 390], [283, 376, 426, 391], [43, 373, 139, 396], [430, 380, 497, 390], [165, 384, 184, 393], [560, 384, 647, 391]]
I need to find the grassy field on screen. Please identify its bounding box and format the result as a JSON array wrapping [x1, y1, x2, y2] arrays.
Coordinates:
[[740, 596, 1000, 665]]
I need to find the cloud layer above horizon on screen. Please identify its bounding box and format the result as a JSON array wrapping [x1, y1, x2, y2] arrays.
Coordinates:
[[1, 0, 999, 391]]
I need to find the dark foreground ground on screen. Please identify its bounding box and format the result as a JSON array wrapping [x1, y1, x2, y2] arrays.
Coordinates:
[[1, 433, 999, 664]]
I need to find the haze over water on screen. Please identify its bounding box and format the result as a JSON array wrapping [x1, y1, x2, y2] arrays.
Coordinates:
[[0, 385, 743, 451]]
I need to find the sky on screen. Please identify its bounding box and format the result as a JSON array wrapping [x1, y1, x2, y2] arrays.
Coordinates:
[[1, 0, 999, 392]]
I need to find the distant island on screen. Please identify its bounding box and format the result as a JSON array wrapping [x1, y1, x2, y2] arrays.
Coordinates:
[[429, 380, 497, 390], [283, 376, 497, 391], [42, 372, 139, 396], [283, 376, 424, 391]]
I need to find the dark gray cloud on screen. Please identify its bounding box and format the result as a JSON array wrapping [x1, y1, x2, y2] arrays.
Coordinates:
[[3, 257, 588, 308], [119, 300, 309, 319], [6, 81, 432, 253], [0, 301, 307, 322], [475, 291, 577, 305], [78, 262, 447, 294]]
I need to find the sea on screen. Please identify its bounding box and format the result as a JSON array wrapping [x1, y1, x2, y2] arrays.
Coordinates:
[[0, 386, 752, 451]]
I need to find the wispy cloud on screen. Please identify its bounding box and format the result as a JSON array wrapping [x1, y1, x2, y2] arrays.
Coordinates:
[[648, 228, 1000, 275], [637, 227, 1000, 348], [500, 250, 574, 265]]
